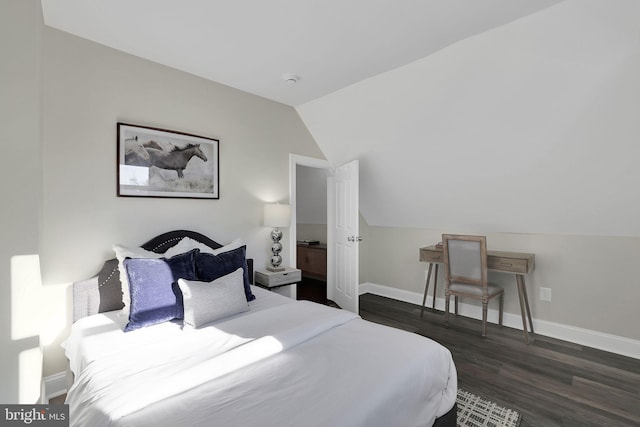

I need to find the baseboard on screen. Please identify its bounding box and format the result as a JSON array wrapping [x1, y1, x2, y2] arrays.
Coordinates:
[[43, 372, 67, 402], [359, 282, 640, 360]]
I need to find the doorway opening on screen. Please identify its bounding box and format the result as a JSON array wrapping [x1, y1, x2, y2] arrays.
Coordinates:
[[289, 155, 331, 304]]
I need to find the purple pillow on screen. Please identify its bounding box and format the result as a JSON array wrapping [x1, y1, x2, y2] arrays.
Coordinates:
[[195, 245, 255, 302], [124, 249, 198, 332]]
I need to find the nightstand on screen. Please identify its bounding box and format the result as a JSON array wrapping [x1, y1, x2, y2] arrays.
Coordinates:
[[254, 267, 302, 292]]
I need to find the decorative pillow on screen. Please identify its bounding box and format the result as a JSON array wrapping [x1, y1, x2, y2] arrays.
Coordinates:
[[123, 249, 198, 332], [195, 245, 255, 302], [113, 244, 164, 316], [178, 268, 249, 328], [163, 237, 210, 258], [210, 238, 243, 255], [163, 237, 243, 258]]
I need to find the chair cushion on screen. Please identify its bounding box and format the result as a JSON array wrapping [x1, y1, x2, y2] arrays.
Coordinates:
[[449, 282, 503, 297]]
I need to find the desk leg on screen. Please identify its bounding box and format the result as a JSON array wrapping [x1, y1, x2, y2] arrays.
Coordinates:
[[519, 274, 535, 334], [432, 264, 439, 310], [516, 274, 534, 344], [421, 263, 434, 317]]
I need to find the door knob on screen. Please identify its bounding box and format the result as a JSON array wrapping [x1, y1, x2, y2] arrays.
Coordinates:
[[347, 236, 363, 242]]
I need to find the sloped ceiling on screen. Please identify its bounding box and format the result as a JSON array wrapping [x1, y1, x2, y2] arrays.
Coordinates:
[[297, 0, 640, 236], [41, 0, 561, 106]]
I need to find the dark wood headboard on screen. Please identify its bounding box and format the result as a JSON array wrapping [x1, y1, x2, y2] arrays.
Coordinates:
[[72, 230, 253, 322]]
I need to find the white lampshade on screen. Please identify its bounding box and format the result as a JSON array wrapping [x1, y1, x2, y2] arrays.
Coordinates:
[[263, 203, 291, 228]]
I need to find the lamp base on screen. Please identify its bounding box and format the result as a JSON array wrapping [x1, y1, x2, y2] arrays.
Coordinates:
[[266, 265, 286, 272]]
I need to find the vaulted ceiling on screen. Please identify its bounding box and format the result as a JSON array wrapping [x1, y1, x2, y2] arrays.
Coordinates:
[[41, 0, 640, 236], [297, 0, 640, 236]]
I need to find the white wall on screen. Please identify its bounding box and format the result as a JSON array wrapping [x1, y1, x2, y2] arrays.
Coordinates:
[[0, 0, 43, 403], [297, 0, 640, 351], [32, 25, 324, 377]]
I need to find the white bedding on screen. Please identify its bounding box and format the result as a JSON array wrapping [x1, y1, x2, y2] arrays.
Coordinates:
[[65, 286, 457, 427]]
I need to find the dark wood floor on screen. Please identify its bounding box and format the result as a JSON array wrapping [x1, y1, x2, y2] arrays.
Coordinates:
[[297, 276, 328, 304], [359, 293, 640, 427]]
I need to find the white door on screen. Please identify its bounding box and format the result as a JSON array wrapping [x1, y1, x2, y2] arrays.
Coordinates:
[[327, 160, 360, 314]]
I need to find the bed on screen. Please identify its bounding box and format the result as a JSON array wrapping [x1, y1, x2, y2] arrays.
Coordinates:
[[65, 230, 457, 427]]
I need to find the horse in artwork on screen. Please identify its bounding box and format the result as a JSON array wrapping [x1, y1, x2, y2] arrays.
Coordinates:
[[124, 137, 149, 163], [124, 138, 165, 163], [125, 142, 208, 178]]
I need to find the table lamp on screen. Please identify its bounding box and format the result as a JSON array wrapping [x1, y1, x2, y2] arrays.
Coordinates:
[[263, 203, 291, 271]]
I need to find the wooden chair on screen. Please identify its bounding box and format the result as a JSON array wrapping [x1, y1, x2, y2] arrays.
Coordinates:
[[442, 234, 504, 337]]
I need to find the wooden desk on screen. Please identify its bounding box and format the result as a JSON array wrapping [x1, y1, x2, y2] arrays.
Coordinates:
[[419, 245, 536, 344]]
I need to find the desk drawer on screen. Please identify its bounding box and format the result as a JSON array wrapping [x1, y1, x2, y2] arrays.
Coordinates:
[[420, 245, 535, 274], [487, 257, 529, 274], [419, 248, 443, 263]]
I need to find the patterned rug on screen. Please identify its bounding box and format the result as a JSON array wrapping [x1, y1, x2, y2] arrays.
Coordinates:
[[457, 389, 521, 427]]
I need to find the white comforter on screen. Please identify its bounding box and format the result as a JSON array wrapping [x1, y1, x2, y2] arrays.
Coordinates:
[[65, 287, 457, 427]]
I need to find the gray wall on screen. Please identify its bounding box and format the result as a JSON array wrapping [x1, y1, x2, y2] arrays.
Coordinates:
[[0, 0, 43, 403], [2, 1, 325, 394]]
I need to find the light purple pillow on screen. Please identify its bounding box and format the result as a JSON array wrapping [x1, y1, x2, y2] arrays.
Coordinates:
[[123, 249, 197, 332]]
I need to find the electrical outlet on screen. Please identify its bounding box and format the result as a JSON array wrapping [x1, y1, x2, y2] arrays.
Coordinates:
[[539, 287, 552, 302]]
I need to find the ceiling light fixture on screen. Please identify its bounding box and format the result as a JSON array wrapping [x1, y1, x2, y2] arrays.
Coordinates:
[[282, 73, 300, 85]]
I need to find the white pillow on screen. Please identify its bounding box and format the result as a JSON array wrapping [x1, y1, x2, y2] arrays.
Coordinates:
[[112, 244, 163, 316], [178, 268, 249, 328], [163, 237, 208, 258], [163, 237, 243, 258], [211, 238, 244, 255]]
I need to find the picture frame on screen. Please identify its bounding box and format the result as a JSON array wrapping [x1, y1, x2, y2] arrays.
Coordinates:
[[117, 123, 219, 199]]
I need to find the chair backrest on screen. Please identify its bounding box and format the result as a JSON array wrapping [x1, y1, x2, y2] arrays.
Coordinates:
[[442, 234, 488, 289]]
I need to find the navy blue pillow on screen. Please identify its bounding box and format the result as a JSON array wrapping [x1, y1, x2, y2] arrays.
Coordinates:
[[195, 246, 255, 302], [123, 249, 198, 332]]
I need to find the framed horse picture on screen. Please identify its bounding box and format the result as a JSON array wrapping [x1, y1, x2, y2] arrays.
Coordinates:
[[117, 123, 219, 199]]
